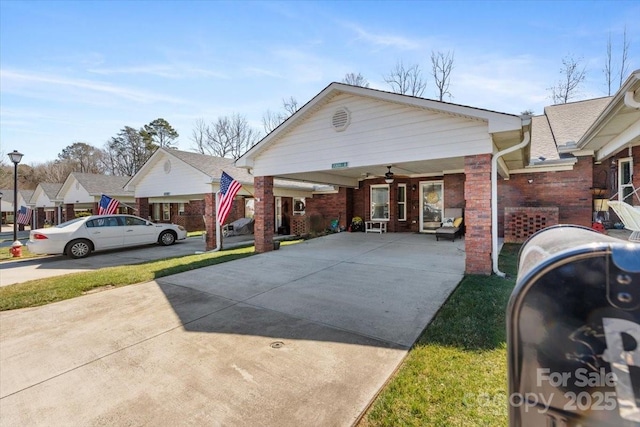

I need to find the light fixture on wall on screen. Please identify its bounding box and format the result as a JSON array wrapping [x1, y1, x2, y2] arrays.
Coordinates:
[[411, 184, 417, 191], [384, 166, 394, 184]]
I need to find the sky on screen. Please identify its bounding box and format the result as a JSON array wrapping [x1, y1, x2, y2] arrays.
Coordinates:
[[1, 0, 639, 165]]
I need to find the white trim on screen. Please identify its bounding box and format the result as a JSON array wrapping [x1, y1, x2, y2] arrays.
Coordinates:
[[596, 121, 640, 162], [397, 184, 407, 222], [370, 184, 390, 221], [619, 157, 634, 202]]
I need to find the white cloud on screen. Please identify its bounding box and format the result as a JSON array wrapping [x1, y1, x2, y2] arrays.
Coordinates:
[[1, 69, 187, 105], [87, 63, 227, 79], [343, 22, 424, 51]]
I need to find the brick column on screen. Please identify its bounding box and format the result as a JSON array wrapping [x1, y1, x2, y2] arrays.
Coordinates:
[[136, 197, 149, 219], [65, 204, 75, 221], [204, 193, 217, 251], [37, 207, 46, 227], [464, 154, 492, 275], [93, 202, 99, 214], [255, 176, 274, 253]]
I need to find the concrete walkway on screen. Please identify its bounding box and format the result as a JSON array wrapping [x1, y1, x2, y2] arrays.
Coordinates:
[[0, 232, 465, 426]]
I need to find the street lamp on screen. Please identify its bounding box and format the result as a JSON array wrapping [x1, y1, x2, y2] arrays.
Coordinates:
[[8, 150, 24, 242]]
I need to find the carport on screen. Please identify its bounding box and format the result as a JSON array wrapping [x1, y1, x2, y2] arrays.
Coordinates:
[[236, 83, 531, 274]]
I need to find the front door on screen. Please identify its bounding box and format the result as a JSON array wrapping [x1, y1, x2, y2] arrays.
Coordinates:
[[419, 181, 444, 232]]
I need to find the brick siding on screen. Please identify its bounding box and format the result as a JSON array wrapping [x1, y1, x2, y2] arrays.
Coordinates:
[[464, 154, 492, 275]]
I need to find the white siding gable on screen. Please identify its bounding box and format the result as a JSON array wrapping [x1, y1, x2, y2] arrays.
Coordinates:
[[62, 178, 92, 204], [33, 189, 54, 208], [252, 93, 492, 176], [134, 154, 212, 198]]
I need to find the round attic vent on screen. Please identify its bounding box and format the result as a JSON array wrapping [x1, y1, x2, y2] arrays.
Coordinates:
[[164, 159, 171, 174], [331, 107, 350, 132]]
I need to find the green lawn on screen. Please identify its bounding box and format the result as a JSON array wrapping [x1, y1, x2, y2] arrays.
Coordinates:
[[359, 244, 520, 427], [0, 245, 39, 261]]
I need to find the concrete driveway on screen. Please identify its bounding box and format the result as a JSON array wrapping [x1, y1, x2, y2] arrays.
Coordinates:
[[0, 232, 465, 426], [0, 235, 258, 287]]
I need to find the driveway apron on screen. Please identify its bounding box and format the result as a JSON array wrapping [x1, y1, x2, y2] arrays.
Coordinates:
[[0, 232, 465, 426]]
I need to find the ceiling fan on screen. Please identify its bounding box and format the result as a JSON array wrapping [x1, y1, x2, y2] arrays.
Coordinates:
[[361, 165, 408, 183]]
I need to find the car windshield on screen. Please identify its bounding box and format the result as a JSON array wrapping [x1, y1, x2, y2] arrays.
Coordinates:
[[55, 217, 86, 228]]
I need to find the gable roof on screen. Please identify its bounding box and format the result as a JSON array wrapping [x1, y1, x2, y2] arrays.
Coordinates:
[[127, 148, 333, 192], [544, 97, 612, 152], [58, 172, 133, 199], [237, 82, 523, 169], [39, 183, 64, 200], [578, 69, 640, 161]]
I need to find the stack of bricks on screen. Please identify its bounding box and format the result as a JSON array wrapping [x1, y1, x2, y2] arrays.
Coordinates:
[[504, 207, 559, 243]]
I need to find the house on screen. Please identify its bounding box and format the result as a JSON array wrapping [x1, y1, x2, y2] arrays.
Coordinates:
[[29, 182, 63, 227], [57, 173, 135, 220], [124, 148, 334, 248], [236, 70, 640, 275], [0, 189, 34, 227]]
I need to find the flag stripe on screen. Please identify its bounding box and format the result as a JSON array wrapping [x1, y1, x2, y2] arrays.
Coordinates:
[[218, 172, 242, 225], [17, 206, 32, 225], [98, 195, 119, 215]]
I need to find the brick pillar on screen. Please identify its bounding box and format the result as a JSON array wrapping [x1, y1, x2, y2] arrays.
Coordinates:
[[136, 197, 149, 220], [255, 176, 274, 253], [204, 192, 217, 251], [65, 204, 75, 221], [37, 207, 46, 228], [464, 154, 492, 275]]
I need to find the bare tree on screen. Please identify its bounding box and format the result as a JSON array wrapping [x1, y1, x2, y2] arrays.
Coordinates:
[[430, 50, 454, 101], [604, 32, 614, 96], [619, 26, 630, 88], [261, 97, 300, 134], [384, 60, 426, 97], [548, 55, 587, 104], [192, 114, 260, 159], [604, 27, 632, 95], [342, 72, 370, 87]]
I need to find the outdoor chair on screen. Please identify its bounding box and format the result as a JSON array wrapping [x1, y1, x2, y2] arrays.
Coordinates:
[[608, 201, 640, 242], [435, 208, 464, 242]]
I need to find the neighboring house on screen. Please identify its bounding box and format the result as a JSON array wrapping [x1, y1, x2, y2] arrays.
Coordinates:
[[29, 183, 64, 227], [236, 71, 640, 275], [0, 189, 34, 227], [57, 173, 135, 220], [124, 148, 334, 249]]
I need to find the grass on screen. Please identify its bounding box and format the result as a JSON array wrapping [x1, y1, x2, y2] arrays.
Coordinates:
[[359, 243, 521, 427], [0, 239, 304, 311], [0, 246, 256, 311], [0, 245, 40, 261]]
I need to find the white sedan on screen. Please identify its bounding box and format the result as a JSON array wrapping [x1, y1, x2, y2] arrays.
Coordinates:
[[27, 215, 188, 258]]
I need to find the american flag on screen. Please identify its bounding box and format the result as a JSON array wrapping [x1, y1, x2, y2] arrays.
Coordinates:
[[17, 206, 32, 225], [218, 172, 242, 225], [98, 194, 119, 215]]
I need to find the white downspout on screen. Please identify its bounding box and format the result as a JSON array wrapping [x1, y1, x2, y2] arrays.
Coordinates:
[[491, 125, 531, 277]]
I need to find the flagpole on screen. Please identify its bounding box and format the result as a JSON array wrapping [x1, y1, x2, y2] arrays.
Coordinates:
[[215, 191, 222, 251]]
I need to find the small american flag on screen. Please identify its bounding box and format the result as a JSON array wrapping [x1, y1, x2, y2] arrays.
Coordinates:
[[17, 206, 32, 225], [98, 194, 119, 215], [218, 172, 242, 225]]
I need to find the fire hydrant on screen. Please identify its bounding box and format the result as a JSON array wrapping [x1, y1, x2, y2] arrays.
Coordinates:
[[9, 241, 22, 258]]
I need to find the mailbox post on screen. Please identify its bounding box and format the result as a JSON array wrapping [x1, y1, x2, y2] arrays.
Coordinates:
[[508, 225, 640, 426]]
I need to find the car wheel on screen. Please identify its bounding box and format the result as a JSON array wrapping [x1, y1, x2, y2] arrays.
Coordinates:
[[158, 230, 176, 246], [66, 239, 92, 259]]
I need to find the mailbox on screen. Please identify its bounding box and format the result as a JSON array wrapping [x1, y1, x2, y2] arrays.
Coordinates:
[[508, 225, 640, 426]]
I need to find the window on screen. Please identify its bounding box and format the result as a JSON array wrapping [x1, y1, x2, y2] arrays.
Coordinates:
[[125, 216, 146, 226], [397, 184, 407, 221], [178, 203, 185, 216], [162, 203, 170, 221], [293, 197, 306, 215], [619, 158, 634, 203], [371, 185, 390, 220], [153, 204, 161, 221]]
